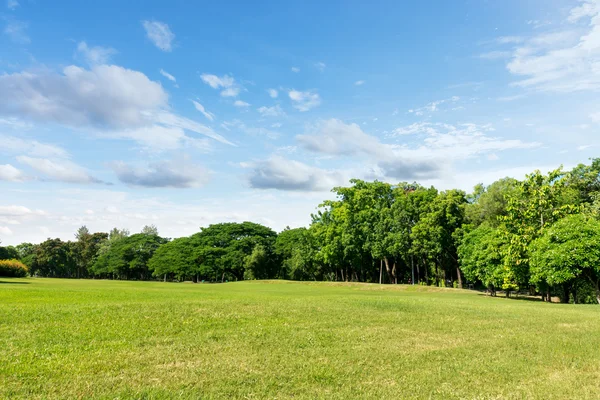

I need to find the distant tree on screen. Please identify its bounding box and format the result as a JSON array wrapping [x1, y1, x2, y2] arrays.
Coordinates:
[[31, 238, 76, 278], [93, 233, 167, 280], [530, 214, 600, 304], [148, 237, 195, 281], [458, 225, 507, 295], [0, 245, 19, 260], [141, 225, 159, 236], [466, 178, 518, 227]]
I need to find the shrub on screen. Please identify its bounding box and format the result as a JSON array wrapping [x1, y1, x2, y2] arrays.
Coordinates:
[[0, 259, 28, 277]]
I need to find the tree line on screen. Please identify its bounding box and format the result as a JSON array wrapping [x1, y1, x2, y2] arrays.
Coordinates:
[[2, 159, 600, 304]]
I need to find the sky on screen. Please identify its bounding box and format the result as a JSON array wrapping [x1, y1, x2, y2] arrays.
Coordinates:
[[1, 0, 599, 245]]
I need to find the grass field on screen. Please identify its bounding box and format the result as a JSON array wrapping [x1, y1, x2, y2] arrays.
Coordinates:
[[1, 279, 600, 399]]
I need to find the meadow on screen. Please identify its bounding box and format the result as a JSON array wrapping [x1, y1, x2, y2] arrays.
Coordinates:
[[1, 278, 600, 399]]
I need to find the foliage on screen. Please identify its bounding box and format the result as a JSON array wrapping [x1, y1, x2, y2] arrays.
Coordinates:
[[0, 259, 28, 277], [530, 214, 600, 304]]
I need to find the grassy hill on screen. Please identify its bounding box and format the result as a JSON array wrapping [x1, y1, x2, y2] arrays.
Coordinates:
[[1, 278, 599, 399]]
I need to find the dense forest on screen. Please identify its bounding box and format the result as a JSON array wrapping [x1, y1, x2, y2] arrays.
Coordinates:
[[2, 160, 600, 304]]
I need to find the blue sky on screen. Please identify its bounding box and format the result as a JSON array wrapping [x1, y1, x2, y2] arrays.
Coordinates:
[[1, 0, 599, 244]]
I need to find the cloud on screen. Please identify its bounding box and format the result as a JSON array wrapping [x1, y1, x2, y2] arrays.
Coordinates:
[[315, 62, 326, 71], [111, 160, 210, 188], [159, 69, 176, 82], [0, 226, 12, 236], [355, 80, 365, 86], [297, 119, 539, 181], [0, 65, 231, 148], [504, 1, 600, 92], [246, 156, 345, 191], [0, 134, 69, 158], [289, 90, 321, 112], [76, 41, 117, 65], [17, 156, 104, 184], [234, 100, 250, 107], [0, 164, 26, 182], [408, 96, 460, 116], [497, 36, 524, 44], [142, 20, 175, 52], [0, 205, 45, 217], [7, 0, 18, 10], [257, 105, 285, 117], [106, 124, 211, 151], [200, 73, 241, 97], [291, 67, 300, 73], [191, 100, 215, 121], [3, 19, 29, 44], [0, 65, 167, 128], [222, 120, 279, 139], [267, 88, 278, 98], [590, 111, 600, 123]]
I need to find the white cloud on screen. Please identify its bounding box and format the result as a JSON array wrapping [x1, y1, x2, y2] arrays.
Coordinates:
[[315, 62, 326, 71], [291, 67, 300, 73], [505, 1, 600, 92], [234, 100, 251, 107], [497, 36, 524, 44], [355, 80, 365, 86], [159, 69, 176, 82], [16, 156, 104, 184], [3, 19, 29, 44], [0, 65, 231, 149], [111, 160, 210, 188], [106, 124, 211, 152], [222, 120, 279, 139], [0, 205, 45, 217], [257, 105, 285, 117], [246, 156, 345, 191], [591, 111, 600, 123], [221, 87, 240, 97], [297, 119, 539, 182], [0, 226, 13, 236], [288, 90, 321, 112], [200, 73, 241, 97], [267, 88, 278, 98], [271, 122, 282, 128], [408, 96, 460, 116], [142, 20, 175, 52], [0, 164, 26, 182], [191, 100, 215, 121], [0, 65, 167, 128], [0, 135, 69, 158], [76, 41, 116, 65], [7, 0, 18, 10]]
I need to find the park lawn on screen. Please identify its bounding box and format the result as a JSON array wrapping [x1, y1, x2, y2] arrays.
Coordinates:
[[1, 279, 599, 399]]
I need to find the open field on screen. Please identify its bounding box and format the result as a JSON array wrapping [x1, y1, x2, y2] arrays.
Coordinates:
[[1, 279, 600, 399]]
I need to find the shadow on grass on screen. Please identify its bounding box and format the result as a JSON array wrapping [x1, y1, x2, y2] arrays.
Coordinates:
[[0, 280, 30, 284]]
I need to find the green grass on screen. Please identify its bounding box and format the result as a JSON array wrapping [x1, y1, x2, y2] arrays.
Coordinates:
[[1, 279, 600, 399]]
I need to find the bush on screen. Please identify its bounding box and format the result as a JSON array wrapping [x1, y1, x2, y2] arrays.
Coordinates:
[[0, 259, 28, 277]]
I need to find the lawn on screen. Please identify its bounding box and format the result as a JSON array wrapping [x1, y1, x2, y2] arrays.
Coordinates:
[[1, 279, 599, 399]]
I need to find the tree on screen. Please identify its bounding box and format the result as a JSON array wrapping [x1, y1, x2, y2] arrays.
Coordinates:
[[0, 245, 19, 261], [141, 225, 159, 235], [458, 225, 507, 295], [73, 226, 108, 278], [149, 237, 196, 281], [500, 168, 579, 293], [530, 214, 600, 304], [466, 178, 518, 227], [30, 238, 76, 278], [92, 233, 167, 279]]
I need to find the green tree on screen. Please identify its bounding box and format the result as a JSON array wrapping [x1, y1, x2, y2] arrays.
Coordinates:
[[530, 214, 600, 304], [458, 224, 507, 295]]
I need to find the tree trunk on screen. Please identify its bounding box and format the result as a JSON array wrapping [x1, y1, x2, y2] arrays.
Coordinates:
[[411, 256, 415, 285], [456, 266, 463, 289], [383, 258, 392, 284], [392, 262, 397, 284], [163, 274, 166, 282], [221, 272, 225, 283], [379, 259, 383, 284], [561, 283, 570, 304], [546, 288, 551, 303]]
